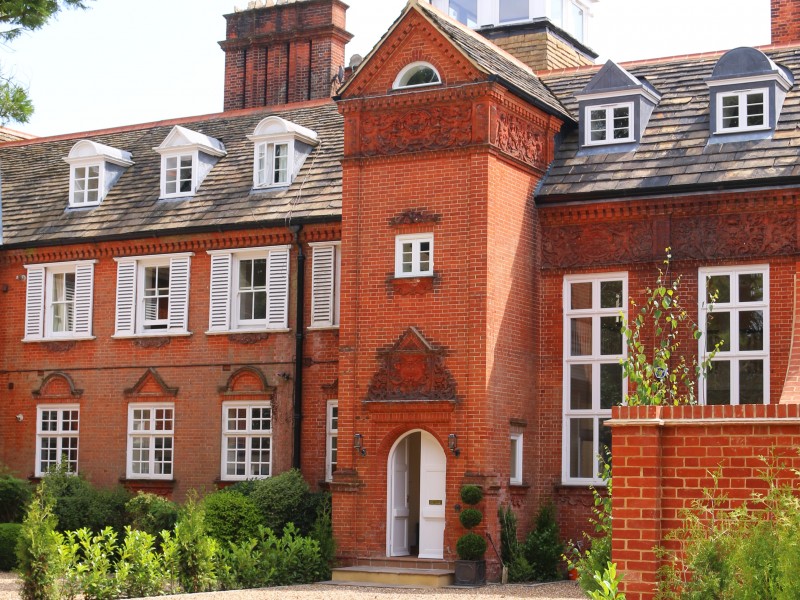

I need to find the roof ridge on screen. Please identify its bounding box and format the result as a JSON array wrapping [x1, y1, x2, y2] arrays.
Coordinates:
[[2, 98, 336, 148]]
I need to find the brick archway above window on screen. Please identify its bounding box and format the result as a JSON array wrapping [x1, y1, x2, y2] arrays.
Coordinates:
[[218, 366, 275, 398], [124, 368, 179, 398], [32, 372, 83, 399], [367, 327, 457, 402]]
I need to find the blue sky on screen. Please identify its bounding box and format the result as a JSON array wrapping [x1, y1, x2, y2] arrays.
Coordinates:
[[0, 0, 770, 136]]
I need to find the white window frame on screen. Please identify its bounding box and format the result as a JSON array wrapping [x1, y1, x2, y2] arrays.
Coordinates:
[[392, 62, 442, 90], [309, 242, 341, 329], [69, 161, 103, 207], [24, 261, 96, 342], [160, 151, 197, 198], [254, 139, 292, 188], [113, 253, 193, 338], [326, 400, 338, 482], [510, 432, 523, 485], [36, 405, 79, 477], [137, 259, 171, 332], [699, 265, 770, 406], [127, 403, 174, 480], [562, 273, 627, 486], [716, 88, 769, 134], [584, 102, 634, 146], [220, 401, 272, 481], [206, 246, 291, 334], [394, 233, 434, 278]]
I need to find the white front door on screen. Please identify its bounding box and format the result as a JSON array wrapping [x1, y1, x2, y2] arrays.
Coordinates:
[[418, 432, 446, 559], [390, 436, 410, 556]]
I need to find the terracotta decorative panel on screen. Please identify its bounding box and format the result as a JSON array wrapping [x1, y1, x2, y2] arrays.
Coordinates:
[[494, 110, 546, 169], [360, 106, 472, 156], [542, 221, 654, 268]]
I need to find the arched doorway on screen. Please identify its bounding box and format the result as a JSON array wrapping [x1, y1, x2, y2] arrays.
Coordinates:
[[386, 430, 446, 559]]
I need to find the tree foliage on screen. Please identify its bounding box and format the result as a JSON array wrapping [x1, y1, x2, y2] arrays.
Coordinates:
[[0, 0, 90, 123]]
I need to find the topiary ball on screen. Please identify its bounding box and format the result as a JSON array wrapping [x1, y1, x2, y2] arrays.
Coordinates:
[[460, 485, 483, 506], [459, 507, 483, 529], [456, 531, 487, 560]]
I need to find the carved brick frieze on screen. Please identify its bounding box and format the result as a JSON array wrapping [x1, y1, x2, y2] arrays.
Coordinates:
[[494, 110, 546, 169], [43, 341, 77, 353], [366, 327, 457, 402], [388, 209, 442, 227], [228, 332, 270, 345], [541, 221, 654, 269], [671, 211, 795, 260], [360, 106, 472, 156], [133, 337, 171, 349]]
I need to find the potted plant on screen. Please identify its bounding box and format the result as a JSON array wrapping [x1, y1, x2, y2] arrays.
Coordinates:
[[454, 484, 487, 585]]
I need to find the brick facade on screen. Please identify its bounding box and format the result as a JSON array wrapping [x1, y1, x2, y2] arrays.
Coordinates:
[[772, 0, 800, 46]]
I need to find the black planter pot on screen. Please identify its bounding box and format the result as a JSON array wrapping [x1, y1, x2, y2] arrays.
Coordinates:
[[454, 559, 486, 586]]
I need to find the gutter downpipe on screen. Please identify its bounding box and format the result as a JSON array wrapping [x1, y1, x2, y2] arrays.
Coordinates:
[[289, 225, 305, 470]]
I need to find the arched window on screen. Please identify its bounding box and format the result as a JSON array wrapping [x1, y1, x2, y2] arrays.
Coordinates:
[[393, 62, 442, 89]]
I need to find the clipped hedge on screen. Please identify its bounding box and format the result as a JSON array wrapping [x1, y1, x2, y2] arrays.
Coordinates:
[[0, 523, 22, 570], [248, 470, 316, 534], [203, 490, 261, 544], [0, 474, 32, 523]]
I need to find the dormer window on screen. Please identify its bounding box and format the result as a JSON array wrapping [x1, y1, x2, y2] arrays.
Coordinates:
[[393, 62, 442, 89], [586, 103, 633, 145], [248, 116, 318, 190], [706, 47, 794, 141], [64, 140, 133, 207], [154, 125, 226, 199]]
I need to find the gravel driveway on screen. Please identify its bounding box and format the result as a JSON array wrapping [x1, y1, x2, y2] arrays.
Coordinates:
[[1, 572, 585, 600]]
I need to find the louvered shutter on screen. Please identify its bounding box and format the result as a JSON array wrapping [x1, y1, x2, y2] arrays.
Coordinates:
[[208, 253, 232, 331], [167, 256, 191, 332], [266, 248, 290, 329], [24, 266, 45, 340], [311, 245, 335, 328], [115, 260, 137, 335], [73, 262, 94, 337]]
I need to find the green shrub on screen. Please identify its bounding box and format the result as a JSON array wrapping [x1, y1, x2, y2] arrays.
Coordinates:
[[460, 485, 483, 506], [203, 490, 262, 544], [456, 532, 487, 561], [523, 502, 563, 581], [71, 527, 119, 600], [459, 508, 483, 529], [114, 527, 166, 598], [249, 469, 310, 533], [15, 486, 60, 600], [173, 492, 218, 593], [0, 474, 32, 523], [43, 469, 130, 533], [309, 495, 335, 578], [124, 492, 179, 536], [0, 523, 22, 570]]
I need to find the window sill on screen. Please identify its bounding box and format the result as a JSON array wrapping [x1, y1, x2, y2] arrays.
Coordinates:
[[307, 325, 340, 332], [205, 328, 291, 336], [23, 336, 96, 343], [510, 481, 530, 491], [112, 332, 192, 339]]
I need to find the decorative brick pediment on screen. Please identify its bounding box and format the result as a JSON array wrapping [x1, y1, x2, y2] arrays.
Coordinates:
[[32, 372, 83, 399], [218, 366, 275, 397], [124, 368, 178, 398], [367, 327, 457, 402]]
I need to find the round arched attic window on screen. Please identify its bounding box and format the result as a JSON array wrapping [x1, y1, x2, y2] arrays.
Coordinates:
[[393, 61, 442, 89]]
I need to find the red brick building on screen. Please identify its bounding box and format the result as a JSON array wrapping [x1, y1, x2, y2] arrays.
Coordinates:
[[1, 0, 800, 585]]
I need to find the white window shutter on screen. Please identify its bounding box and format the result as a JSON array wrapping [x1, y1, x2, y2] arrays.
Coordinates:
[[208, 253, 232, 331], [311, 245, 335, 327], [115, 260, 137, 335], [24, 267, 45, 340], [267, 248, 290, 329], [168, 256, 191, 332], [73, 262, 94, 337]]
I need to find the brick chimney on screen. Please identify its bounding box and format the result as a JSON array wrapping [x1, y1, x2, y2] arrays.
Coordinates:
[[772, 0, 800, 46], [220, 0, 353, 111]]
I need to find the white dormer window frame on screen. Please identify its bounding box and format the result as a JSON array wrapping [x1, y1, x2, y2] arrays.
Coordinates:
[[154, 126, 226, 200], [716, 88, 769, 134], [160, 150, 197, 198], [64, 140, 133, 208], [392, 62, 442, 90], [584, 102, 634, 146], [249, 116, 318, 190]]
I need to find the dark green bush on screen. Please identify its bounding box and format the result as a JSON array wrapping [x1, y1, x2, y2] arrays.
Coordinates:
[[456, 532, 487, 560], [249, 470, 311, 534], [0, 523, 22, 570], [460, 485, 483, 506], [459, 508, 483, 529], [0, 474, 32, 523], [43, 469, 131, 533], [309, 495, 335, 579], [125, 492, 179, 536], [203, 490, 261, 544], [523, 502, 563, 581]]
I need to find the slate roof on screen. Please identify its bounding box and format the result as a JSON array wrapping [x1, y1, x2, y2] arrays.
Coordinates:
[[0, 101, 342, 248], [538, 46, 800, 201]]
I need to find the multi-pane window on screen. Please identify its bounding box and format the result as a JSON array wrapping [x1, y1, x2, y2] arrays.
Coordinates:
[[255, 142, 290, 187], [71, 165, 100, 206], [36, 406, 79, 476], [164, 154, 194, 196], [563, 274, 626, 484], [718, 90, 767, 132], [394, 63, 442, 88], [510, 433, 523, 485], [499, 0, 528, 22], [50, 271, 76, 333], [25, 261, 95, 341], [395, 234, 433, 278], [127, 404, 174, 479], [586, 104, 634, 145], [221, 402, 272, 480], [700, 266, 769, 405], [236, 258, 267, 325], [326, 400, 338, 482], [142, 265, 170, 330]]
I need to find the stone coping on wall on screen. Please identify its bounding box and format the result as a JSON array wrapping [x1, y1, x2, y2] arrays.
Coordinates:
[[607, 402, 800, 426]]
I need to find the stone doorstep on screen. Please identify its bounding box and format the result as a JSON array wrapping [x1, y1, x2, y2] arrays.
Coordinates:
[[330, 565, 455, 588]]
